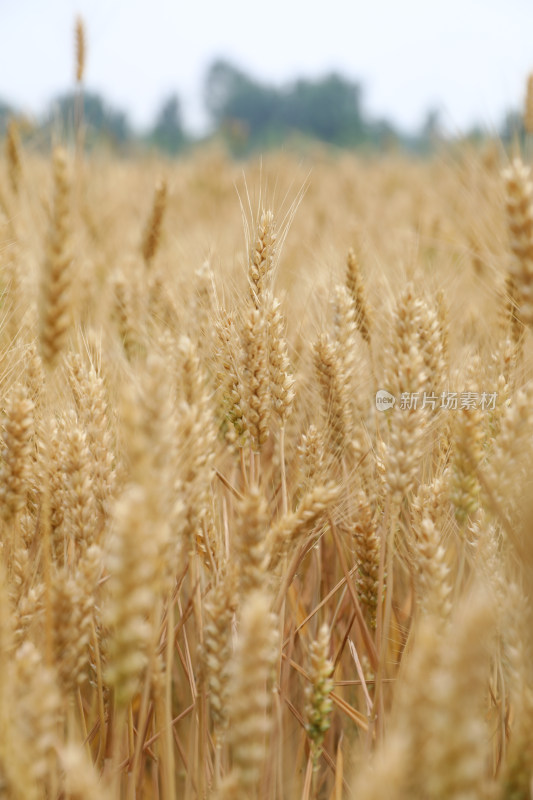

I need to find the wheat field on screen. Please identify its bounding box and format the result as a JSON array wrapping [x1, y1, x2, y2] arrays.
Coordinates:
[[2, 73, 533, 799]]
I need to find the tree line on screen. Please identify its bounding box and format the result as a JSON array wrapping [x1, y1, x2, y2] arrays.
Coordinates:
[[0, 59, 523, 156]]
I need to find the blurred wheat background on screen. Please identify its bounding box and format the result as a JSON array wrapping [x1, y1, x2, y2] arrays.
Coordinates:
[[2, 15, 533, 800]]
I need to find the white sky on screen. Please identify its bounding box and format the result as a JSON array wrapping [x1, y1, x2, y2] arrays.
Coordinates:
[[2, 0, 532, 135]]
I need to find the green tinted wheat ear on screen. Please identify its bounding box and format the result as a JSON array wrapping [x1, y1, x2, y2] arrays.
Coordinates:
[[6, 119, 22, 196], [141, 178, 167, 267], [502, 158, 533, 327], [346, 247, 371, 345], [40, 147, 73, 368], [305, 623, 334, 765]]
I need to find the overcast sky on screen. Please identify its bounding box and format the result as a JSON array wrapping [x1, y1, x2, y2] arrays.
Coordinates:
[[2, 0, 532, 135]]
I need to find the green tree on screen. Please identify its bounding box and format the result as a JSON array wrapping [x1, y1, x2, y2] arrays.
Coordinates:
[[280, 73, 366, 145], [0, 100, 15, 137], [203, 59, 397, 152], [47, 91, 131, 146], [205, 59, 280, 146], [149, 94, 186, 154]]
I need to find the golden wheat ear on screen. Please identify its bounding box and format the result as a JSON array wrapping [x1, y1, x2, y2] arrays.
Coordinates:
[[5, 119, 22, 196], [75, 16, 86, 84], [141, 179, 168, 267], [502, 158, 533, 327], [39, 147, 73, 370], [248, 209, 277, 308], [225, 591, 278, 799], [346, 247, 372, 345]]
